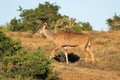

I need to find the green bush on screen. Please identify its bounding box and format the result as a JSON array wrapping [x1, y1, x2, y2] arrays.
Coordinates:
[[0, 30, 59, 80], [2, 48, 59, 80], [106, 14, 120, 31], [71, 25, 82, 32], [0, 30, 23, 61]]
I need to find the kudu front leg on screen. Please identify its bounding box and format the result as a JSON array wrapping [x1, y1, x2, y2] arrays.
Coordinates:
[[64, 47, 69, 64], [51, 46, 60, 58]]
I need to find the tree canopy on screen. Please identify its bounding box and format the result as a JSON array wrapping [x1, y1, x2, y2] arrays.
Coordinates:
[[8, 2, 92, 32], [106, 14, 120, 31]]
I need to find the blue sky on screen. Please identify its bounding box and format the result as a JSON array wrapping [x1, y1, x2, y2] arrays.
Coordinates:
[[0, 0, 120, 31]]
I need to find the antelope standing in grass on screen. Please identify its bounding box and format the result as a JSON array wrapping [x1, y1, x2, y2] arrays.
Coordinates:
[[35, 22, 95, 64]]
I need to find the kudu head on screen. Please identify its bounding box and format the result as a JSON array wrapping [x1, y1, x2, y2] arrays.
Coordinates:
[[34, 22, 47, 35]]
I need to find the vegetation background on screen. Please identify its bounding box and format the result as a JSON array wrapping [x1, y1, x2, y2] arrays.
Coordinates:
[[0, 2, 120, 80]]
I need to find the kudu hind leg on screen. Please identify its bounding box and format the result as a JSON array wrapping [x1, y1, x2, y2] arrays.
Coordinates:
[[86, 47, 95, 62], [81, 49, 88, 62], [80, 47, 89, 62], [85, 51, 88, 62]]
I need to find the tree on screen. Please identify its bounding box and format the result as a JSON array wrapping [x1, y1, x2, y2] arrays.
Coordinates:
[[9, 2, 62, 32], [9, 18, 23, 31], [106, 14, 120, 31], [80, 22, 92, 31], [8, 1, 93, 32]]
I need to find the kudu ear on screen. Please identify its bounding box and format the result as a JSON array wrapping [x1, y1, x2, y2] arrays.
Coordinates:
[[43, 22, 47, 29]]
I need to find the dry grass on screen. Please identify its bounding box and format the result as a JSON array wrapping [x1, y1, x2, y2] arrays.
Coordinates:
[[6, 31, 120, 80]]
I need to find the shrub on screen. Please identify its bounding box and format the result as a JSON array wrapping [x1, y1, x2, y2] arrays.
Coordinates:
[[0, 30, 59, 80], [0, 30, 23, 61], [106, 14, 120, 31], [2, 48, 59, 80]]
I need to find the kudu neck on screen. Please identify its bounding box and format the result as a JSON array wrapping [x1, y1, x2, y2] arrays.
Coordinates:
[[42, 28, 56, 41]]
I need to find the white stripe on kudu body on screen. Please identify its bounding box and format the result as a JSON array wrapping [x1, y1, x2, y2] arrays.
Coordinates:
[[35, 22, 95, 64]]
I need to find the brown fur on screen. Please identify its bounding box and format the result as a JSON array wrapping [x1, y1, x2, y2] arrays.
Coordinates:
[[55, 30, 90, 48], [36, 23, 95, 64]]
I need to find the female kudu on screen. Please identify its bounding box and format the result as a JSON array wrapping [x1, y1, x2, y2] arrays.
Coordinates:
[[35, 23, 95, 64]]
